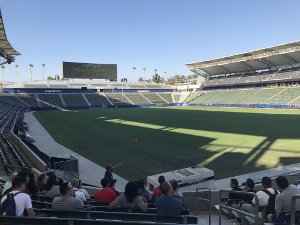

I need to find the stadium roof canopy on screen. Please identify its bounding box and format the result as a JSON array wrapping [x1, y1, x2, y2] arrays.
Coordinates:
[[186, 41, 300, 77], [0, 9, 20, 65]]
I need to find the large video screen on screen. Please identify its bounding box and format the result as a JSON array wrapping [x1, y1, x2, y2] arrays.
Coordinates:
[[63, 62, 117, 80]]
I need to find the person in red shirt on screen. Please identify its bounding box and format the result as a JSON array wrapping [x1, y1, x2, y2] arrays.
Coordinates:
[[94, 178, 117, 203], [152, 176, 165, 198]]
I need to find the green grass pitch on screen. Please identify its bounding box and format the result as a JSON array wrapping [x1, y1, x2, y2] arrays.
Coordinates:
[[33, 106, 300, 180]]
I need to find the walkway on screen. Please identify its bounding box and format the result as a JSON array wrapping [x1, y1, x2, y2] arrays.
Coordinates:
[[24, 112, 128, 191]]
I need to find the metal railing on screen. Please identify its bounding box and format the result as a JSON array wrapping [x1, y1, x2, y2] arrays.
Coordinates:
[[218, 190, 260, 225], [195, 188, 211, 225], [54, 155, 79, 181]]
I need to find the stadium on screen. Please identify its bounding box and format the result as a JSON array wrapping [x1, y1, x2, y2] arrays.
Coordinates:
[[1, 2, 300, 225]]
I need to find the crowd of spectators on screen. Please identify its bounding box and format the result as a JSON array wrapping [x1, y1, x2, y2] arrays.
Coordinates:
[[0, 169, 187, 218], [224, 176, 300, 225], [1, 167, 300, 225]]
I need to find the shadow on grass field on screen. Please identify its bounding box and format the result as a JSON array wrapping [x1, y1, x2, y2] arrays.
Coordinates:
[[33, 107, 300, 180]]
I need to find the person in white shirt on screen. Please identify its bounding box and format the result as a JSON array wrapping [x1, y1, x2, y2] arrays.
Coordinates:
[[240, 176, 277, 225], [70, 179, 86, 202], [1, 177, 35, 217]]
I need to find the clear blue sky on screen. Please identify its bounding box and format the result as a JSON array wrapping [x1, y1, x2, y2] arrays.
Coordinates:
[[1, 0, 300, 82]]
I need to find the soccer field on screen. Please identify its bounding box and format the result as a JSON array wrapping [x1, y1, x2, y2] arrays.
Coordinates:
[[33, 107, 300, 180]]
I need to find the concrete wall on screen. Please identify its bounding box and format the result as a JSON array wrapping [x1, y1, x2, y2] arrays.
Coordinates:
[[9, 133, 47, 172]]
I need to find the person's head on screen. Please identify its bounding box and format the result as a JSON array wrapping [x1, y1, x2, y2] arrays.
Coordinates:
[[9, 171, 18, 182], [244, 179, 255, 191], [158, 176, 165, 185], [37, 174, 48, 186], [230, 178, 238, 188], [71, 179, 79, 188], [276, 176, 289, 190], [136, 179, 146, 190], [261, 177, 272, 189], [106, 164, 113, 172], [169, 179, 178, 192], [101, 178, 111, 188], [124, 181, 139, 203], [160, 181, 173, 196], [59, 181, 73, 196], [45, 174, 59, 191], [17, 171, 29, 183], [109, 179, 117, 189], [12, 177, 27, 192]]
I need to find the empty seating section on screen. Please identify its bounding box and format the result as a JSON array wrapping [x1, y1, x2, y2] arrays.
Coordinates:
[[184, 92, 202, 103], [141, 93, 166, 103], [263, 88, 300, 104], [188, 91, 220, 104], [199, 91, 226, 104], [105, 93, 132, 105], [62, 94, 89, 107], [220, 89, 261, 104], [157, 93, 173, 103], [0, 95, 27, 107], [239, 88, 281, 104], [0, 102, 31, 174], [205, 78, 223, 86], [125, 93, 150, 105], [84, 94, 111, 106], [173, 93, 181, 103], [204, 68, 300, 87], [217, 76, 239, 85], [16, 94, 40, 107], [37, 94, 64, 107], [188, 88, 300, 105]]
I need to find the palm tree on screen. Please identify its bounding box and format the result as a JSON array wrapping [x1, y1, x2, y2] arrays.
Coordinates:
[[42, 64, 45, 80], [132, 66, 136, 78], [1, 65, 5, 86], [143, 68, 146, 81], [15, 65, 19, 82], [29, 64, 34, 81]]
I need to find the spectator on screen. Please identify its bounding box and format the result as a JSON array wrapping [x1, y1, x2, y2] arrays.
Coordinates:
[[37, 174, 48, 195], [231, 178, 256, 209], [242, 178, 256, 202], [44, 174, 60, 198], [152, 175, 165, 199], [17, 171, 30, 194], [155, 181, 183, 216], [109, 181, 148, 212], [169, 179, 188, 214], [137, 179, 151, 203], [70, 178, 86, 202], [239, 177, 276, 225], [109, 179, 120, 196], [27, 172, 39, 195], [52, 181, 84, 211], [228, 178, 243, 205], [2, 171, 18, 196], [94, 178, 117, 203], [0, 177, 35, 217], [104, 164, 114, 180], [267, 176, 300, 223], [78, 180, 90, 199], [169, 179, 183, 199]]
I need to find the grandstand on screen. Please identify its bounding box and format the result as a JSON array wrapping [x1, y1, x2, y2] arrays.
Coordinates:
[[1, 4, 300, 222]]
